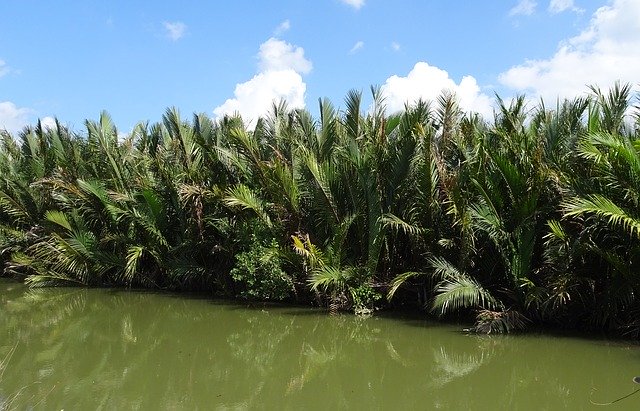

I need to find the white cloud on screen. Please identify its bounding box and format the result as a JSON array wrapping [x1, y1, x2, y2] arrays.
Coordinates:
[[117, 131, 130, 143], [350, 41, 364, 54], [339, 0, 365, 10], [40, 116, 57, 130], [548, 0, 581, 14], [274, 20, 291, 36], [391, 42, 401, 51], [258, 37, 312, 74], [0, 100, 56, 135], [213, 71, 306, 121], [509, 0, 537, 16], [0, 101, 32, 133], [382, 62, 493, 118], [500, 0, 640, 100], [213, 38, 312, 124], [163, 21, 187, 41], [0, 60, 10, 78]]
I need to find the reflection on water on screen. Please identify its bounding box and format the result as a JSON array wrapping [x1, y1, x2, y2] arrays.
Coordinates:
[[1, 279, 639, 410]]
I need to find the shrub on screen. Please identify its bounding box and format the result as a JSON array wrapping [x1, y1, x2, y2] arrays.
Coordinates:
[[230, 239, 293, 301], [350, 282, 382, 314]]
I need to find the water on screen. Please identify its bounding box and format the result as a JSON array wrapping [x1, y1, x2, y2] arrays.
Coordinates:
[[1, 279, 639, 410]]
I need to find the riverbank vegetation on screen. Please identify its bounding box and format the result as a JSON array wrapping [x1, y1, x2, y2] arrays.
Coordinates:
[[1, 83, 639, 336]]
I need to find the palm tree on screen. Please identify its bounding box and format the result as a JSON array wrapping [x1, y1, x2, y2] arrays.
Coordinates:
[[560, 97, 640, 332]]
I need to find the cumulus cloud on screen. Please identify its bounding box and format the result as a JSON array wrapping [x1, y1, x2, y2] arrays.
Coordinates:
[[548, 0, 582, 14], [274, 20, 291, 36], [509, 0, 537, 16], [257, 38, 312, 74], [163, 21, 187, 41], [500, 0, 640, 100], [0, 101, 32, 133], [40, 116, 57, 130], [350, 41, 364, 54], [339, 0, 365, 10], [213, 38, 312, 123], [382, 62, 493, 118]]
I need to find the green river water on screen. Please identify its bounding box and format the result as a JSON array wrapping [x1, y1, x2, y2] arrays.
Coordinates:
[[1, 279, 639, 410]]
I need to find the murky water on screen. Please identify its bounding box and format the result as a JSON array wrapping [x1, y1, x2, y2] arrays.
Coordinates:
[[1, 279, 639, 410]]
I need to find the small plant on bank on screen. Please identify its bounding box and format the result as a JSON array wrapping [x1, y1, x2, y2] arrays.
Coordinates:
[[230, 238, 293, 301]]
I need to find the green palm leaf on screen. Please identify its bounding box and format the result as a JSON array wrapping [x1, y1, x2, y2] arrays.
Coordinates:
[[387, 271, 423, 301], [563, 194, 640, 238], [431, 275, 498, 316], [309, 265, 356, 293], [304, 152, 339, 224], [124, 245, 145, 283], [429, 257, 498, 316], [380, 213, 425, 238], [291, 235, 325, 269], [223, 184, 272, 227], [44, 210, 72, 232]]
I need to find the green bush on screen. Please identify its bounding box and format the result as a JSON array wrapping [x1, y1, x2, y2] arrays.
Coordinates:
[[230, 239, 293, 301], [350, 282, 382, 312]]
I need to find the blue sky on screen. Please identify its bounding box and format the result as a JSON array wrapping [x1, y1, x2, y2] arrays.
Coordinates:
[[1, 0, 638, 133]]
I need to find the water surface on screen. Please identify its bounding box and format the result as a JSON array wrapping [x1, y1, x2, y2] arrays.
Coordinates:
[[1, 279, 639, 410]]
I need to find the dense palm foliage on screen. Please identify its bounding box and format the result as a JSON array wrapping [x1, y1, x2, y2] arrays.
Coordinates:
[[1, 83, 639, 336]]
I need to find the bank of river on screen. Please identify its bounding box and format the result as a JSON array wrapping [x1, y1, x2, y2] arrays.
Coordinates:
[[1, 279, 638, 409]]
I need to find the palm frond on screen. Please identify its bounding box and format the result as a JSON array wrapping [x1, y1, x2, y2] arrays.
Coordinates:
[[380, 213, 424, 238], [25, 272, 83, 288], [429, 256, 464, 281], [470, 202, 508, 245], [304, 152, 340, 224], [474, 309, 527, 334], [308, 265, 356, 293], [563, 194, 640, 238], [223, 184, 272, 227], [0, 189, 32, 224], [124, 245, 145, 284], [291, 235, 325, 269], [429, 256, 498, 315], [545, 219, 567, 242], [387, 271, 423, 301], [344, 89, 362, 140], [44, 210, 72, 232], [431, 275, 498, 316]]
